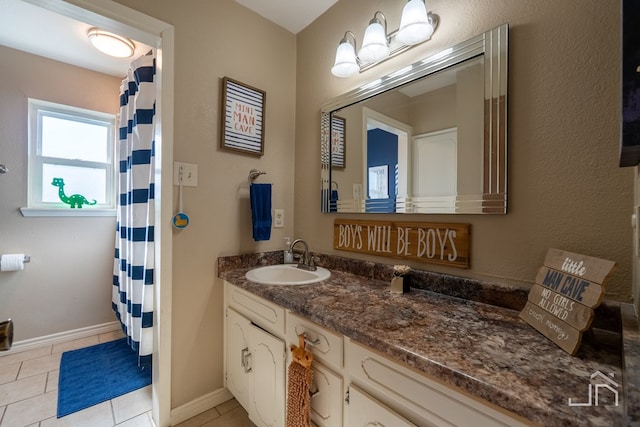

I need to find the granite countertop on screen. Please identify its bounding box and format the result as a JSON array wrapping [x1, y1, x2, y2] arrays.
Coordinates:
[[218, 252, 640, 427]]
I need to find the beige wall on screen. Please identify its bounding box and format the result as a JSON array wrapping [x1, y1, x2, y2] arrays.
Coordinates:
[[114, 0, 296, 408], [296, 0, 633, 300], [0, 46, 120, 341]]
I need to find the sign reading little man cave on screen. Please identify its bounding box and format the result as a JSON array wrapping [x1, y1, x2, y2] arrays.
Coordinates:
[[519, 248, 616, 355], [333, 219, 470, 269]]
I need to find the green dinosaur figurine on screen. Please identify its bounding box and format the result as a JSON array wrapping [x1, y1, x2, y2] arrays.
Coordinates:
[[51, 177, 97, 208]]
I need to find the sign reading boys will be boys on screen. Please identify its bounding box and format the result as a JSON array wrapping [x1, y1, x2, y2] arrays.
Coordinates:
[[333, 219, 470, 269], [519, 248, 616, 355]]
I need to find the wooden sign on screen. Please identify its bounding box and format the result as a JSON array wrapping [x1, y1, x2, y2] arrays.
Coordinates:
[[519, 248, 616, 355], [333, 219, 470, 268]]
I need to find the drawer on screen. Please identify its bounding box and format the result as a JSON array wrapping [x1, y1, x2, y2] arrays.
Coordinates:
[[286, 312, 343, 370], [347, 384, 416, 427], [225, 281, 286, 337], [345, 339, 529, 427]]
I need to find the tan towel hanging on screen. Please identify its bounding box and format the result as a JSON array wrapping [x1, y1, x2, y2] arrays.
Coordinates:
[[286, 334, 314, 427]]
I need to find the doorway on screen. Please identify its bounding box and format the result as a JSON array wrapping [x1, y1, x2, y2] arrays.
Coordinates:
[[12, 1, 174, 425]]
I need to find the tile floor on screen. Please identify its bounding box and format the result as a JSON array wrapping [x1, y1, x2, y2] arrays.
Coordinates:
[[0, 330, 254, 427]]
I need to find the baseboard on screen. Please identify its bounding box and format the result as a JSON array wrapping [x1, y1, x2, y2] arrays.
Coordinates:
[[2, 321, 121, 355], [170, 387, 234, 425]]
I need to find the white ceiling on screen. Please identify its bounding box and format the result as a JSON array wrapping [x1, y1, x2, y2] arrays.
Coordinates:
[[233, 0, 337, 34], [0, 0, 332, 77]]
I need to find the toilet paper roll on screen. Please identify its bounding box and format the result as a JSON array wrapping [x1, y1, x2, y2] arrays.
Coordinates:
[[1, 254, 25, 272]]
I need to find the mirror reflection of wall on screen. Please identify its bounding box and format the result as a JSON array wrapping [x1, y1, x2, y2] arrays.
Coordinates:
[[330, 56, 484, 213]]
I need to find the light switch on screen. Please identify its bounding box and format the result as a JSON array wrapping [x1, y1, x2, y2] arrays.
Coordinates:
[[173, 162, 198, 187]]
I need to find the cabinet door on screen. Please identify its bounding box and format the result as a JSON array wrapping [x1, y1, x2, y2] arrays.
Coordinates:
[[348, 385, 417, 427], [310, 362, 343, 427], [225, 307, 251, 410], [249, 323, 286, 427]]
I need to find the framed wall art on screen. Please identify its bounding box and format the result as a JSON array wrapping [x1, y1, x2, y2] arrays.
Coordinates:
[[220, 77, 266, 156], [331, 115, 346, 168]]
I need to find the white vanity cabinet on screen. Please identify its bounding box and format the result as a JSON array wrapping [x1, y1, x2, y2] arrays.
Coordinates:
[[224, 281, 529, 427], [224, 284, 287, 427]]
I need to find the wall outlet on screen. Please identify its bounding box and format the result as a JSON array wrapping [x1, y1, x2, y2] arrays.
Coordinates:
[[173, 162, 198, 187], [274, 209, 284, 228]]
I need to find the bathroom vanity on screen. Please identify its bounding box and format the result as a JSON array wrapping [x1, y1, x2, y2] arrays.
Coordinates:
[[219, 253, 638, 427]]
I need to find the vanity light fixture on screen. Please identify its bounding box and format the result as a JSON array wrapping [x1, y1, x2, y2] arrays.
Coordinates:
[[331, 0, 438, 78], [87, 28, 135, 58]]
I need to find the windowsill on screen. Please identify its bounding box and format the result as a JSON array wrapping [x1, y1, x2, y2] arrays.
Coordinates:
[[20, 207, 116, 217]]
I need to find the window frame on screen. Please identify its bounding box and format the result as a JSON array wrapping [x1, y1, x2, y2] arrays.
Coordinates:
[[25, 98, 117, 215]]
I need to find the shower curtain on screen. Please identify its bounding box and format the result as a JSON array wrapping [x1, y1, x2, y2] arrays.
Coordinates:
[[112, 54, 156, 366]]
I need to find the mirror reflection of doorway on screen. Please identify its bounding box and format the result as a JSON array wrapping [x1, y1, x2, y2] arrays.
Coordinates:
[[367, 129, 396, 212], [363, 108, 411, 213]]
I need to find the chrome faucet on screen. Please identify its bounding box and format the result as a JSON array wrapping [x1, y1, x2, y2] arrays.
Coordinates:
[[290, 239, 316, 271]]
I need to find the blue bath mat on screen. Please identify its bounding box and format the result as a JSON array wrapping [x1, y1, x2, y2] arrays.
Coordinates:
[[57, 338, 151, 418]]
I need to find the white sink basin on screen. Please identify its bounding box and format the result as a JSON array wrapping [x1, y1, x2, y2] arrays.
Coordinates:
[[245, 264, 331, 285]]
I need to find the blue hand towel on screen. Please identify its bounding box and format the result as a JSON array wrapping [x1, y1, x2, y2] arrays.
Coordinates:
[[250, 183, 272, 241], [330, 189, 339, 212]]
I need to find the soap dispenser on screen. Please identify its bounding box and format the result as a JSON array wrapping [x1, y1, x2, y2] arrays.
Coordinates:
[[283, 237, 294, 264]]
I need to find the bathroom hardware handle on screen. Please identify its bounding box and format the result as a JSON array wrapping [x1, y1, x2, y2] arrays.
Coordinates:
[[304, 335, 321, 347], [310, 386, 320, 398], [0, 164, 7, 174], [241, 347, 252, 373]]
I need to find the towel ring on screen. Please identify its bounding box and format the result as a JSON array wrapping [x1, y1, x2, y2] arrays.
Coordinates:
[[331, 181, 339, 190], [248, 169, 266, 183]]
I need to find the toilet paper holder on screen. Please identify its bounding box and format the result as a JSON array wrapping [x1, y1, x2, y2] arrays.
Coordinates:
[[1, 254, 30, 262], [0, 254, 30, 269]]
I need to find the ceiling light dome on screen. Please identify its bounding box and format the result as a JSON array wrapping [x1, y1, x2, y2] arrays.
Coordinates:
[[87, 28, 135, 58]]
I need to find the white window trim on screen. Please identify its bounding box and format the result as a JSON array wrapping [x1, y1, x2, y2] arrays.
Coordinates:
[[25, 99, 117, 216], [19, 208, 116, 217]]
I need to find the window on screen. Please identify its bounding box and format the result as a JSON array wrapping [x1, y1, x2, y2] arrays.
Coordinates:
[[26, 99, 116, 214]]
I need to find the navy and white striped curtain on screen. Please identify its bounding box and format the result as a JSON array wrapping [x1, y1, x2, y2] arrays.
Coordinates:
[[112, 54, 156, 366]]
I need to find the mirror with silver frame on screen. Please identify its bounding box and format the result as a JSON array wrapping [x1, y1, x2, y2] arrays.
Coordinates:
[[320, 24, 508, 214]]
